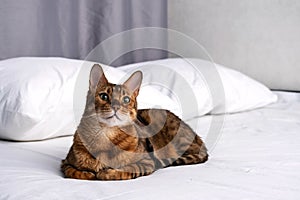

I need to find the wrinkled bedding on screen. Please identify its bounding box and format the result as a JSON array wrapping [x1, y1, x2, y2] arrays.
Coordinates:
[[0, 91, 299, 200]]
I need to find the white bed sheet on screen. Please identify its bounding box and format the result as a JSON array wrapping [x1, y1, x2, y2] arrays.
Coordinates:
[[0, 91, 300, 200]]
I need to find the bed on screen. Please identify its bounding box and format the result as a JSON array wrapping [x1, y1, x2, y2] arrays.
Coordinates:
[[0, 57, 299, 200]]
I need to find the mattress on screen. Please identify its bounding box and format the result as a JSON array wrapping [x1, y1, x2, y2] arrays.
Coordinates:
[[1, 91, 300, 200]]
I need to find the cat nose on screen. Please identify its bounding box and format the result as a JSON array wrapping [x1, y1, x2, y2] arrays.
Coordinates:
[[111, 101, 120, 112]]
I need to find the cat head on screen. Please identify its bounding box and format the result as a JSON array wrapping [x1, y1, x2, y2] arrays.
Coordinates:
[[88, 64, 142, 127]]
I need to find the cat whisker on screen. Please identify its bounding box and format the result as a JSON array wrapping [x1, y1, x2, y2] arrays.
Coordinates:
[[82, 113, 97, 119]]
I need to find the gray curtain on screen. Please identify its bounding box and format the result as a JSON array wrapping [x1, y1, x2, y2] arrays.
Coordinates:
[[0, 0, 167, 65]]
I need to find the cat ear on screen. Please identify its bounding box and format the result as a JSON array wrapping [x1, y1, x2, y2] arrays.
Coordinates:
[[123, 71, 143, 95], [89, 64, 108, 91]]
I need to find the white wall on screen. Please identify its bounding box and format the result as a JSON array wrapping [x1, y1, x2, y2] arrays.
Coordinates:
[[168, 0, 300, 91]]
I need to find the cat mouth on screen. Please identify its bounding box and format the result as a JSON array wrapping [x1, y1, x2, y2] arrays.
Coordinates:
[[106, 114, 121, 121]]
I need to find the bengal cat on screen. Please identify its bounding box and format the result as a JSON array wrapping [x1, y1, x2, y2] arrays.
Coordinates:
[[61, 64, 208, 180]]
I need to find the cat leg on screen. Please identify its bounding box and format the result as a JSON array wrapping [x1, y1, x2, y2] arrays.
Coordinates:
[[172, 142, 208, 166], [172, 153, 208, 166], [61, 143, 103, 180], [96, 158, 155, 180], [61, 160, 96, 180]]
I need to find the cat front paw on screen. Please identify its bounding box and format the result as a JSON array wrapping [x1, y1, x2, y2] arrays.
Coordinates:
[[97, 168, 134, 180], [96, 169, 118, 180], [82, 171, 97, 180]]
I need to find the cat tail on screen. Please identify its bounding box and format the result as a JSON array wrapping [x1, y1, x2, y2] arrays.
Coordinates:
[[61, 160, 96, 180]]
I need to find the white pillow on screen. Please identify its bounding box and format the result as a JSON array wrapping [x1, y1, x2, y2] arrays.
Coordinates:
[[0, 57, 178, 141], [119, 58, 278, 118]]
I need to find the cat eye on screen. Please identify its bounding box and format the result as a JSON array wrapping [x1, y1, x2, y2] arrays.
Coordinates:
[[122, 96, 130, 104], [99, 93, 109, 101]]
